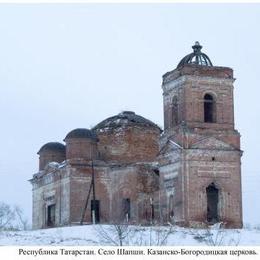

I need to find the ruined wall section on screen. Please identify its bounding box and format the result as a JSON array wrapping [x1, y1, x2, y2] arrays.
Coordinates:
[[158, 142, 183, 224], [183, 76, 235, 128], [96, 126, 160, 163], [163, 77, 185, 130], [107, 163, 159, 224], [37, 143, 66, 171], [68, 162, 110, 224], [39, 151, 65, 171], [65, 138, 98, 161], [184, 147, 242, 228], [162, 65, 239, 149], [159, 129, 242, 228], [31, 163, 71, 229], [67, 160, 160, 225], [161, 64, 242, 228]]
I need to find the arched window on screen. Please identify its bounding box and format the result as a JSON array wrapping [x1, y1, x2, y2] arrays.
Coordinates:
[[172, 96, 178, 126], [204, 94, 216, 123]]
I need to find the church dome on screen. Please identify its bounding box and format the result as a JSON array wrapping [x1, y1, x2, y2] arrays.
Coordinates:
[[177, 41, 213, 68], [37, 142, 66, 170], [37, 142, 65, 154], [64, 128, 97, 140], [64, 128, 98, 160], [92, 111, 161, 131]]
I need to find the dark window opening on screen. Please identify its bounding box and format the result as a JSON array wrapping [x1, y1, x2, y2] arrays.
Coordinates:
[[169, 195, 174, 220], [206, 183, 219, 223], [172, 96, 179, 126], [204, 94, 216, 123], [151, 204, 155, 222], [47, 204, 55, 227], [212, 157, 215, 161], [150, 198, 155, 223], [153, 169, 160, 176], [91, 200, 100, 223], [122, 198, 131, 221]]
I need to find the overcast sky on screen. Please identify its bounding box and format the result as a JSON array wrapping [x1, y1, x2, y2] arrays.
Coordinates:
[[0, 4, 259, 226]]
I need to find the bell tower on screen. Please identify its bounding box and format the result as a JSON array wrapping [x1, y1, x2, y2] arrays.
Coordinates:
[[159, 42, 243, 228]]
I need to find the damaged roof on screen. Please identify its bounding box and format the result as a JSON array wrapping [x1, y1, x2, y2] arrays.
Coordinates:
[[92, 111, 161, 131]]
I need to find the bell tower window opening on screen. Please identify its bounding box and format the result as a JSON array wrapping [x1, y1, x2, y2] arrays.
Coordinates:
[[204, 94, 216, 123]]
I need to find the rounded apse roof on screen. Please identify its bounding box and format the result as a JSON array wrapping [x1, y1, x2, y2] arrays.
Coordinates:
[[92, 111, 161, 131], [64, 128, 97, 140], [177, 41, 213, 68], [38, 142, 65, 154]]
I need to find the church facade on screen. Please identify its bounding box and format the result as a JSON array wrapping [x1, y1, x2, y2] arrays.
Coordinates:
[[30, 42, 243, 229]]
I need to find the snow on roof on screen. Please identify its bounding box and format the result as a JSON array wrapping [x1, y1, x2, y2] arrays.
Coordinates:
[[92, 111, 161, 131]]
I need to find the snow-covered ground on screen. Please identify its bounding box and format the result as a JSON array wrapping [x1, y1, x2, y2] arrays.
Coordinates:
[[0, 224, 260, 246]]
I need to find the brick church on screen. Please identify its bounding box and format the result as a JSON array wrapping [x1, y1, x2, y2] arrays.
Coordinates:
[[30, 42, 243, 229]]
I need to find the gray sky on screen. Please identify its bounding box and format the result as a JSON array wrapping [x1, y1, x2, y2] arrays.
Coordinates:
[[0, 4, 259, 226]]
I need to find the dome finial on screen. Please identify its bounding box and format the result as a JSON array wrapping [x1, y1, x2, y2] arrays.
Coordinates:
[[177, 41, 213, 68], [192, 41, 202, 53]]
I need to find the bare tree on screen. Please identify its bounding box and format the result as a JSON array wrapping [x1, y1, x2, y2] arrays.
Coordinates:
[[95, 222, 131, 246], [190, 222, 241, 246], [0, 202, 15, 230], [95, 222, 176, 246], [0, 202, 30, 231], [14, 206, 29, 231], [138, 223, 175, 246]]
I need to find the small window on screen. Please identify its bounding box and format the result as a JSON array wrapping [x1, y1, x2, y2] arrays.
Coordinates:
[[204, 94, 216, 123], [153, 169, 160, 176]]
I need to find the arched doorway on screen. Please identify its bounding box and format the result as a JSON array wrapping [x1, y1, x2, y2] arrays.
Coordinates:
[[206, 183, 219, 223]]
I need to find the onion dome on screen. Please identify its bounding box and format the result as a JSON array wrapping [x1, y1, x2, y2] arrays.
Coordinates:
[[37, 142, 65, 154], [64, 128, 97, 141], [177, 41, 213, 68], [92, 111, 161, 131]]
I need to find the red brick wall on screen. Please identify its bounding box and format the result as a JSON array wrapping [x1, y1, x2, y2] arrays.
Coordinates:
[[163, 65, 235, 132], [65, 138, 98, 160], [39, 151, 65, 170], [96, 126, 160, 163], [160, 64, 243, 228]]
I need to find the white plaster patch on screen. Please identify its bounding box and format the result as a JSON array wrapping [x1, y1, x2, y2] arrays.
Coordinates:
[[164, 171, 178, 180], [160, 164, 180, 175], [162, 76, 186, 92]]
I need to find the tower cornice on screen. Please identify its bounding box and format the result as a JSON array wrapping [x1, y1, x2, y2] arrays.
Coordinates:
[[162, 64, 233, 85]]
